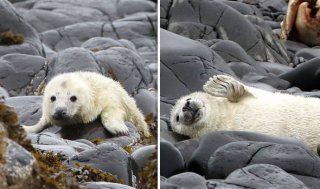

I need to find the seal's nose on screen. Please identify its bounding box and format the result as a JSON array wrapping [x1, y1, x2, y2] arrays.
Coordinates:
[[53, 108, 67, 120]]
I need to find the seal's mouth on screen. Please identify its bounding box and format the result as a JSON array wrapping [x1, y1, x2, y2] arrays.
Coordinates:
[[181, 99, 201, 125]]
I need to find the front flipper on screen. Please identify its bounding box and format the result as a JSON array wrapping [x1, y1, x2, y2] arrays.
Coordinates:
[[22, 117, 49, 133], [203, 75, 247, 102], [101, 108, 129, 136]]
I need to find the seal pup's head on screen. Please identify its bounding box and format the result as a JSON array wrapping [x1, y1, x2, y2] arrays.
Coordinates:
[[170, 93, 209, 137], [43, 73, 92, 126]]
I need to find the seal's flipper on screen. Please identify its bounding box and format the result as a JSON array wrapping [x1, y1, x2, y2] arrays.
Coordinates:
[[203, 75, 246, 102]]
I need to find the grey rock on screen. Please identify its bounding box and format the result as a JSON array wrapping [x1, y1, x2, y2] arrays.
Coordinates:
[[82, 182, 135, 189], [0, 54, 47, 96], [134, 89, 157, 116], [67, 142, 131, 184], [95, 46, 153, 94], [15, 0, 155, 33], [1, 138, 38, 188], [160, 29, 235, 116], [284, 40, 309, 55], [132, 145, 156, 170], [27, 132, 66, 145], [295, 48, 320, 61], [256, 61, 293, 75], [164, 172, 207, 189], [225, 164, 308, 189], [187, 131, 308, 175], [47, 47, 103, 80], [33, 144, 78, 158], [160, 182, 179, 189], [5, 96, 42, 126], [224, 1, 263, 17], [207, 141, 319, 179], [0, 87, 9, 100], [160, 139, 185, 178], [207, 180, 245, 189], [175, 138, 199, 163], [104, 122, 141, 147], [27, 132, 93, 152], [241, 72, 291, 90], [0, 0, 44, 56], [292, 174, 320, 189], [40, 19, 156, 55], [162, 0, 289, 64], [74, 139, 96, 148], [81, 37, 137, 52]]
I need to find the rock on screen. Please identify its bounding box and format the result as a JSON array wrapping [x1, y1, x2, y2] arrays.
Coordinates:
[[33, 144, 78, 158], [256, 62, 293, 75], [0, 0, 44, 56], [164, 172, 207, 189], [27, 132, 92, 153], [132, 145, 156, 170], [0, 54, 47, 96], [15, 0, 155, 33], [0, 137, 40, 188], [40, 19, 156, 55], [27, 132, 66, 145], [47, 47, 103, 80], [5, 96, 42, 126], [94, 46, 153, 94], [67, 142, 131, 185], [295, 48, 320, 61], [241, 72, 291, 90], [0, 87, 9, 100], [134, 89, 157, 116], [82, 182, 135, 189], [279, 58, 320, 91], [174, 138, 199, 163], [81, 37, 136, 52], [162, 0, 289, 64], [207, 141, 319, 179], [224, 164, 308, 189], [58, 121, 140, 143], [160, 29, 235, 116], [284, 40, 309, 55], [224, 1, 263, 17], [291, 174, 320, 189], [160, 139, 185, 178], [187, 131, 308, 175]]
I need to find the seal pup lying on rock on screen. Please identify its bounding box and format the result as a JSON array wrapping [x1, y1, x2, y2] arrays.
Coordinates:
[[23, 71, 150, 137], [171, 75, 320, 152]]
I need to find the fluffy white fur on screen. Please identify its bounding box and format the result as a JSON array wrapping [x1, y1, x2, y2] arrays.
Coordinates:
[[23, 71, 150, 137], [171, 75, 320, 151]]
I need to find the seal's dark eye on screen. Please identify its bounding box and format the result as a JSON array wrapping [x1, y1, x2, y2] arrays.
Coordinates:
[[70, 96, 77, 102], [50, 96, 56, 102], [176, 115, 179, 122]]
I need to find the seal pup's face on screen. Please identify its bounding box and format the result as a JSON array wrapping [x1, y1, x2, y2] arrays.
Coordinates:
[[44, 75, 88, 125], [170, 95, 206, 137]]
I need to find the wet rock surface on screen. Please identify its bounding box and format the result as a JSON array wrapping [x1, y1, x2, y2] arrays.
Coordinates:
[[161, 0, 320, 188], [0, 0, 157, 188]]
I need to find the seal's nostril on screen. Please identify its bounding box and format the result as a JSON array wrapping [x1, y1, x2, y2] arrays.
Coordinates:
[[186, 101, 190, 106]]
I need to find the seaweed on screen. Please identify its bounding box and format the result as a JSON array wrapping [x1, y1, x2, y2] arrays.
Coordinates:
[[91, 137, 103, 145], [137, 151, 157, 189], [0, 31, 24, 45]]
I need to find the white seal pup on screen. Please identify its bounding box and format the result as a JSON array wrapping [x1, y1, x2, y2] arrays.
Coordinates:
[[171, 75, 320, 151], [23, 71, 150, 137]]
